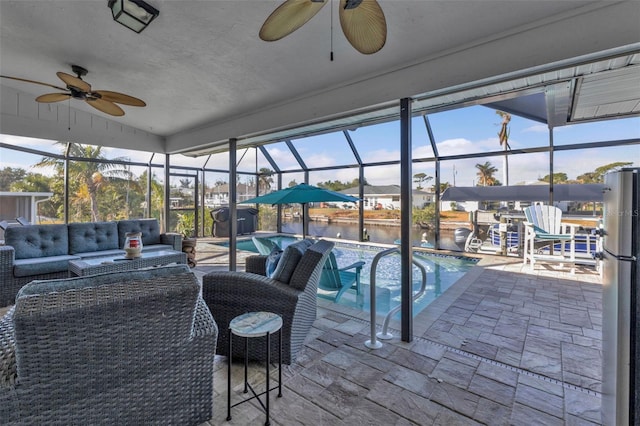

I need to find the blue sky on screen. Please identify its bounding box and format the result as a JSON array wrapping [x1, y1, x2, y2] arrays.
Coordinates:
[[1, 105, 638, 189]]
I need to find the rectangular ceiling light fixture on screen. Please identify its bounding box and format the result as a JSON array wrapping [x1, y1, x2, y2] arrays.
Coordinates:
[[108, 0, 159, 33]]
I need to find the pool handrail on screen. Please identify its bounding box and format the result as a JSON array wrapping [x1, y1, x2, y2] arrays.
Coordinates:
[[364, 247, 427, 349], [377, 257, 427, 340]]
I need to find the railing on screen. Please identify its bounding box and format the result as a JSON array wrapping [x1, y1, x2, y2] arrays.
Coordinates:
[[364, 248, 427, 349]]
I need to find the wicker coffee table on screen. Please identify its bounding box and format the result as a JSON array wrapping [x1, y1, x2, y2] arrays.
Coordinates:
[[68, 249, 187, 276]]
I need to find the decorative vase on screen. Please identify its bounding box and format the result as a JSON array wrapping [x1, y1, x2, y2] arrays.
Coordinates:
[[124, 231, 143, 259]]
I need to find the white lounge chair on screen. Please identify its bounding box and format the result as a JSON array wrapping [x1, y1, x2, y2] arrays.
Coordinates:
[[523, 205, 578, 272]]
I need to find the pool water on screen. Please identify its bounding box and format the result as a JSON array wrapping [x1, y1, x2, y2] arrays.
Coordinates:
[[215, 236, 478, 318]]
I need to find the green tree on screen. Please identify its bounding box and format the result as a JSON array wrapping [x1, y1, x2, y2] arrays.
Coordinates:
[[317, 177, 367, 191], [577, 161, 633, 183], [413, 172, 432, 190], [141, 171, 165, 226], [539, 173, 568, 184], [475, 161, 499, 186], [0, 167, 27, 191], [413, 204, 436, 227], [9, 173, 53, 193], [35, 143, 132, 222]]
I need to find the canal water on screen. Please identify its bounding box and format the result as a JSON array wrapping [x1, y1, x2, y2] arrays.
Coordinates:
[[281, 221, 463, 251]]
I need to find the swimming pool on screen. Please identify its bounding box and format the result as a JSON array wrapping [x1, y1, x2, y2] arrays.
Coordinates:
[[216, 236, 478, 318]]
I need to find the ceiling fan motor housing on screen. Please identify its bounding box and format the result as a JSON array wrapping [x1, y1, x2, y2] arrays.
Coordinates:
[[71, 65, 88, 78]]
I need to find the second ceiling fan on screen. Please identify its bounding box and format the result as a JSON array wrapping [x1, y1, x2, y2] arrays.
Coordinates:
[[259, 0, 386, 55]]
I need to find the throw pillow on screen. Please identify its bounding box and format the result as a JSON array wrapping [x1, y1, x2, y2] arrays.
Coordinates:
[[271, 239, 312, 284], [265, 247, 283, 277]]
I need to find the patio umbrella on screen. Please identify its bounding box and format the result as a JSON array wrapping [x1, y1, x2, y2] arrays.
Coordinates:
[[240, 183, 359, 238]]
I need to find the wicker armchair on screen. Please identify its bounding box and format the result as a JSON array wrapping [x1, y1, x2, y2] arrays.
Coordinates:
[[0, 265, 218, 425], [203, 239, 334, 365]]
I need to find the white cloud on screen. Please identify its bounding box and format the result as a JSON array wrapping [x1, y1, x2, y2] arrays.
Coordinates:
[[304, 153, 337, 168], [523, 124, 548, 133], [363, 148, 400, 164]]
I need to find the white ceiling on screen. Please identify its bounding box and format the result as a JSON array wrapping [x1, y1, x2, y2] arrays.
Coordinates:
[[1, 1, 639, 155]]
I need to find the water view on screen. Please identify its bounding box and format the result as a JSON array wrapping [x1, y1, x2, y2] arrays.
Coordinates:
[[281, 221, 462, 251]]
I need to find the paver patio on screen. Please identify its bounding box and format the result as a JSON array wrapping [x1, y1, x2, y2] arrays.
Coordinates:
[[193, 247, 603, 425]]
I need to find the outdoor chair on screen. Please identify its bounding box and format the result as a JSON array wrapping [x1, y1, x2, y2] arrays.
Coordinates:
[[318, 251, 365, 302], [523, 205, 577, 271], [15, 217, 30, 226], [0, 265, 218, 425], [202, 239, 334, 364], [251, 236, 363, 301], [252, 236, 280, 255]]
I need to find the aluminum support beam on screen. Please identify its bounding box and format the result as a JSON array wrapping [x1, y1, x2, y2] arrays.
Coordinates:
[[400, 98, 413, 343], [343, 130, 366, 241], [164, 154, 170, 233], [229, 138, 237, 271]]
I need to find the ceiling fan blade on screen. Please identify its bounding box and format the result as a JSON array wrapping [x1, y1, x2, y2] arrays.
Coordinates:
[[57, 72, 91, 92], [85, 98, 125, 116], [339, 0, 386, 54], [0, 75, 67, 91], [93, 90, 146, 107], [35, 93, 72, 103], [259, 0, 327, 41]]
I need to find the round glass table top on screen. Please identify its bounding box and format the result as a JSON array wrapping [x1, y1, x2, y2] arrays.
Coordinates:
[[229, 311, 283, 338]]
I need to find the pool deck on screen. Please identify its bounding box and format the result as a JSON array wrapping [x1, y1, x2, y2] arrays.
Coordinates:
[[192, 237, 604, 425], [0, 238, 604, 424]]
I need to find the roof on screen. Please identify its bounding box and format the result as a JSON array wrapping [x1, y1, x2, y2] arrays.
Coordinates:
[[0, 191, 54, 198], [441, 184, 606, 202]]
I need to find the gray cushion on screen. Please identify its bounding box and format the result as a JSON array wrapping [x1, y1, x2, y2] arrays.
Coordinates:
[[68, 221, 119, 255], [13, 255, 80, 277], [271, 239, 313, 284], [4, 224, 69, 259], [117, 219, 162, 248]]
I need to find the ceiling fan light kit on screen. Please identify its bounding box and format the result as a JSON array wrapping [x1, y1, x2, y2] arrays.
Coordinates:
[[108, 0, 159, 33], [259, 0, 386, 55]]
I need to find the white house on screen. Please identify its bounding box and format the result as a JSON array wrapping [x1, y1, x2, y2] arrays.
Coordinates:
[[340, 185, 433, 210]]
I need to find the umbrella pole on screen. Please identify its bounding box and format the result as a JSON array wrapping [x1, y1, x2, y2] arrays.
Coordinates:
[[302, 203, 307, 239]]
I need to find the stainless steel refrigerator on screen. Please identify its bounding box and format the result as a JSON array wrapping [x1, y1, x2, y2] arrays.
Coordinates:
[[602, 168, 639, 425]]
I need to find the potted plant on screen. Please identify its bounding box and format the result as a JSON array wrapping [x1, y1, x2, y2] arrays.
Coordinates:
[[176, 213, 197, 267]]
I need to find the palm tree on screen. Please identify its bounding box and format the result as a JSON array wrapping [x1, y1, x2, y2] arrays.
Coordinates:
[[36, 143, 131, 222], [258, 167, 274, 193], [496, 111, 511, 186], [475, 161, 499, 186]]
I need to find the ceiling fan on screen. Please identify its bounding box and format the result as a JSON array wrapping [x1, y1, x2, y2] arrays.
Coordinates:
[[259, 0, 386, 55], [0, 65, 146, 117]]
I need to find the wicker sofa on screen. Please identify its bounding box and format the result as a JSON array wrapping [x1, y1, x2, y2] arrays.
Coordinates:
[[202, 239, 334, 365], [0, 218, 182, 307], [0, 264, 217, 425]]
